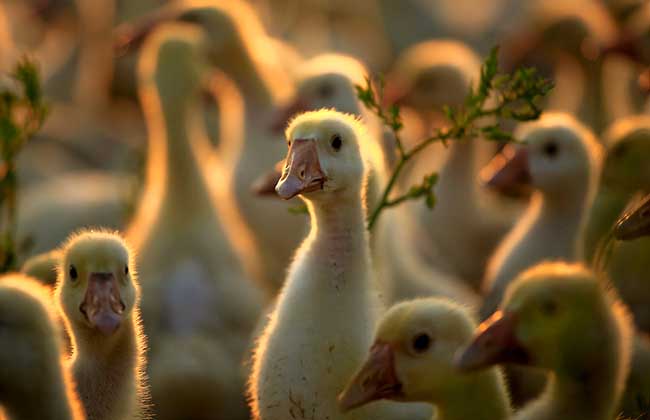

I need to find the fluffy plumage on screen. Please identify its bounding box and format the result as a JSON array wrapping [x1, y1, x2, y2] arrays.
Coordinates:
[[481, 112, 602, 319], [250, 110, 430, 420], [459, 262, 633, 420], [339, 298, 512, 420], [128, 24, 262, 420], [0, 273, 84, 420], [56, 229, 150, 420]]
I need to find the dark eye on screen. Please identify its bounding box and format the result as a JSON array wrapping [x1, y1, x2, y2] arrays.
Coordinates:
[[543, 142, 558, 158], [124, 265, 129, 275], [318, 83, 335, 98], [69, 265, 78, 281], [411, 333, 432, 354], [180, 11, 201, 23], [541, 299, 558, 316], [613, 143, 627, 158], [331, 134, 342, 151]]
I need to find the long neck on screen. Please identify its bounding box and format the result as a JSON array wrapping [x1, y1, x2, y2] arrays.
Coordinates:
[[437, 139, 477, 203], [158, 92, 215, 212], [217, 43, 276, 111], [306, 189, 368, 263], [71, 318, 141, 419], [531, 186, 591, 259], [435, 371, 510, 420], [541, 367, 620, 420], [5, 358, 81, 420], [539, 313, 626, 420]]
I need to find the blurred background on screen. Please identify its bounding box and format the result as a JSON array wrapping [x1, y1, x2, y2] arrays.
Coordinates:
[[3, 1, 650, 419], [2, 0, 648, 205]]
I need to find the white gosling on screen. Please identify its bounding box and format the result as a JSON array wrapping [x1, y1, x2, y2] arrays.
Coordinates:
[[127, 23, 262, 419], [250, 110, 431, 420], [481, 113, 602, 319]]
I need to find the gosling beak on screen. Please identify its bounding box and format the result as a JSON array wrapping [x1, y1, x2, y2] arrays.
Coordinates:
[[275, 139, 326, 200], [482, 146, 531, 195], [338, 342, 403, 413], [614, 194, 650, 241], [80, 272, 125, 336], [382, 79, 407, 107], [252, 160, 285, 197], [455, 310, 530, 371], [271, 98, 310, 133]]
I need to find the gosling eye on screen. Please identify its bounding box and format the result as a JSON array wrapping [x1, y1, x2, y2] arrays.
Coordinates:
[[411, 332, 432, 354], [180, 11, 201, 23], [540, 299, 558, 316], [124, 265, 129, 275], [318, 82, 335, 98], [330, 134, 342, 151], [69, 265, 78, 281], [543, 142, 558, 158], [613, 143, 627, 158]]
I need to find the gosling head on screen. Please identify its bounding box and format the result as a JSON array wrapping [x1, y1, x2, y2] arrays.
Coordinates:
[[338, 298, 480, 411], [272, 54, 370, 130], [275, 110, 368, 201], [484, 112, 602, 197], [116, 1, 246, 59], [387, 40, 480, 111], [456, 262, 631, 377], [137, 22, 210, 104], [57, 230, 137, 337]]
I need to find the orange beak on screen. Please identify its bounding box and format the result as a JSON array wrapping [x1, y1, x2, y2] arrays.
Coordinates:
[[338, 342, 403, 413], [455, 310, 529, 372], [275, 139, 327, 200], [614, 194, 650, 241], [79, 272, 125, 336], [482, 146, 531, 195], [113, 7, 178, 55]]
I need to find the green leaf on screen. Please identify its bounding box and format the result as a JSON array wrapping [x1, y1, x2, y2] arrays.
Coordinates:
[[359, 44, 553, 231], [482, 125, 514, 142], [13, 58, 43, 106]]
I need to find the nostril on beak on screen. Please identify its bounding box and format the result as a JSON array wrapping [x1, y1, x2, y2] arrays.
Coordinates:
[[300, 169, 305, 179]]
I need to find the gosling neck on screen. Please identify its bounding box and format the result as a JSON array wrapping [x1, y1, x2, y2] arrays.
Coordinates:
[[152, 88, 215, 216], [437, 139, 477, 202], [303, 184, 370, 276], [216, 42, 276, 110], [306, 186, 367, 245], [71, 313, 138, 367], [546, 314, 626, 419], [539, 185, 590, 224], [435, 370, 511, 420], [533, 183, 591, 257]]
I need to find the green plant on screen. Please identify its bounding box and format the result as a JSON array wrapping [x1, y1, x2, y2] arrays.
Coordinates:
[[358, 47, 554, 230], [0, 57, 49, 271]]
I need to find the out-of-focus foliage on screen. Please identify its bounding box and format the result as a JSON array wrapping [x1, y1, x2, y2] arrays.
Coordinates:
[[358, 47, 554, 230], [0, 57, 49, 272]]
